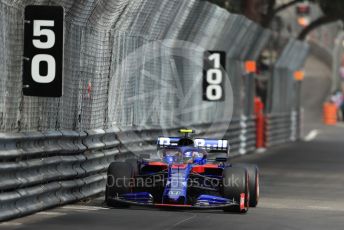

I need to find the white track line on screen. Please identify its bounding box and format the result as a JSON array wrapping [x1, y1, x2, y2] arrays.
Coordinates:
[[62, 205, 109, 211], [38, 211, 66, 216], [304, 129, 319, 142], [165, 214, 197, 230], [0, 222, 22, 226]]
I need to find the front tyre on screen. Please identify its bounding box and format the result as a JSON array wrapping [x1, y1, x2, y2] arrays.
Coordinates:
[[222, 167, 249, 213], [232, 163, 259, 207], [105, 162, 134, 207]]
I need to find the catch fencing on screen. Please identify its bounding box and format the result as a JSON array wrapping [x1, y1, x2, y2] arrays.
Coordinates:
[[0, 0, 269, 132], [266, 39, 309, 146]]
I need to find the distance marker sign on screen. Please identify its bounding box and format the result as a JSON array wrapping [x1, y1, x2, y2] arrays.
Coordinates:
[[203, 51, 226, 101], [23, 5, 64, 97]]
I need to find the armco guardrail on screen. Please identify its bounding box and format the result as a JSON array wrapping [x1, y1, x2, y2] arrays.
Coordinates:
[[0, 121, 256, 222], [0, 130, 111, 221], [265, 111, 300, 147]]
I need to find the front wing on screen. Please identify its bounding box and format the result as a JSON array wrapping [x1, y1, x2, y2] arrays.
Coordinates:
[[107, 193, 240, 210]]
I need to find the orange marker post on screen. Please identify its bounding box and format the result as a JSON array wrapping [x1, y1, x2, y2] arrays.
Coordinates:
[[245, 61, 257, 74], [294, 70, 305, 81], [323, 102, 337, 125]]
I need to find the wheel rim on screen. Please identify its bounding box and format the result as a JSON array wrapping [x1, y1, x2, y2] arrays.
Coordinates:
[[246, 173, 249, 210]]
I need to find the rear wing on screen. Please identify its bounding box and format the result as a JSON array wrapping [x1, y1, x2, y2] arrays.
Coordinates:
[[157, 137, 181, 148], [157, 137, 229, 154], [194, 139, 229, 153]]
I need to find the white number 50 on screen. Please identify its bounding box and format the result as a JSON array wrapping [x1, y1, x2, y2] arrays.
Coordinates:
[[31, 20, 56, 84]]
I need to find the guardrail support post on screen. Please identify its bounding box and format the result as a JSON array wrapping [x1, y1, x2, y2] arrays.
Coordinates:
[[255, 97, 265, 149]]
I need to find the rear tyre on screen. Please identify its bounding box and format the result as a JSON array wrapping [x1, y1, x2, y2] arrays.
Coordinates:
[[105, 162, 134, 207], [222, 167, 249, 213], [232, 163, 259, 207]]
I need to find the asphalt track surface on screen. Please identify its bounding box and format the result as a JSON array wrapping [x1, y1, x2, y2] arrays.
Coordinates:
[[1, 123, 344, 230]]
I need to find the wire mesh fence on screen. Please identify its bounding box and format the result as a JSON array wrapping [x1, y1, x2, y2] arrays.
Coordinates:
[[269, 39, 309, 114], [0, 0, 268, 133]]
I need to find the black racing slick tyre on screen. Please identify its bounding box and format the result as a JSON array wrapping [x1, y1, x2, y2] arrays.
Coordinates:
[[125, 158, 139, 176], [105, 162, 134, 207], [222, 167, 249, 213], [232, 163, 259, 207]]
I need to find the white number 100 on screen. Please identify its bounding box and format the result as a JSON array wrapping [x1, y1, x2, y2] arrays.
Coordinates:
[[206, 53, 223, 101], [31, 20, 56, 84]]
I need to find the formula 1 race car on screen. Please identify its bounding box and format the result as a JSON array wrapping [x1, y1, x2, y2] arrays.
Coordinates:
[[105, 129, 259, 213]]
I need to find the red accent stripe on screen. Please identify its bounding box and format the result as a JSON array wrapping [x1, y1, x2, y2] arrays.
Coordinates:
[[148, 162, 167, 166], [192, 166, 204, 173], [192, 164, 219, 173], [202, 164, 219, 168], [171, 164, 187, 169]]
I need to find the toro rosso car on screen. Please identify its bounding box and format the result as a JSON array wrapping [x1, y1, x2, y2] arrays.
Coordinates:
[[105, 129, 259, 213]]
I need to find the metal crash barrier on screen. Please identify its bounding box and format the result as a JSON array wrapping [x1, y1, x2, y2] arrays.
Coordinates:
[[265, 111, 301, 147], [0, 131, 112, 221]]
